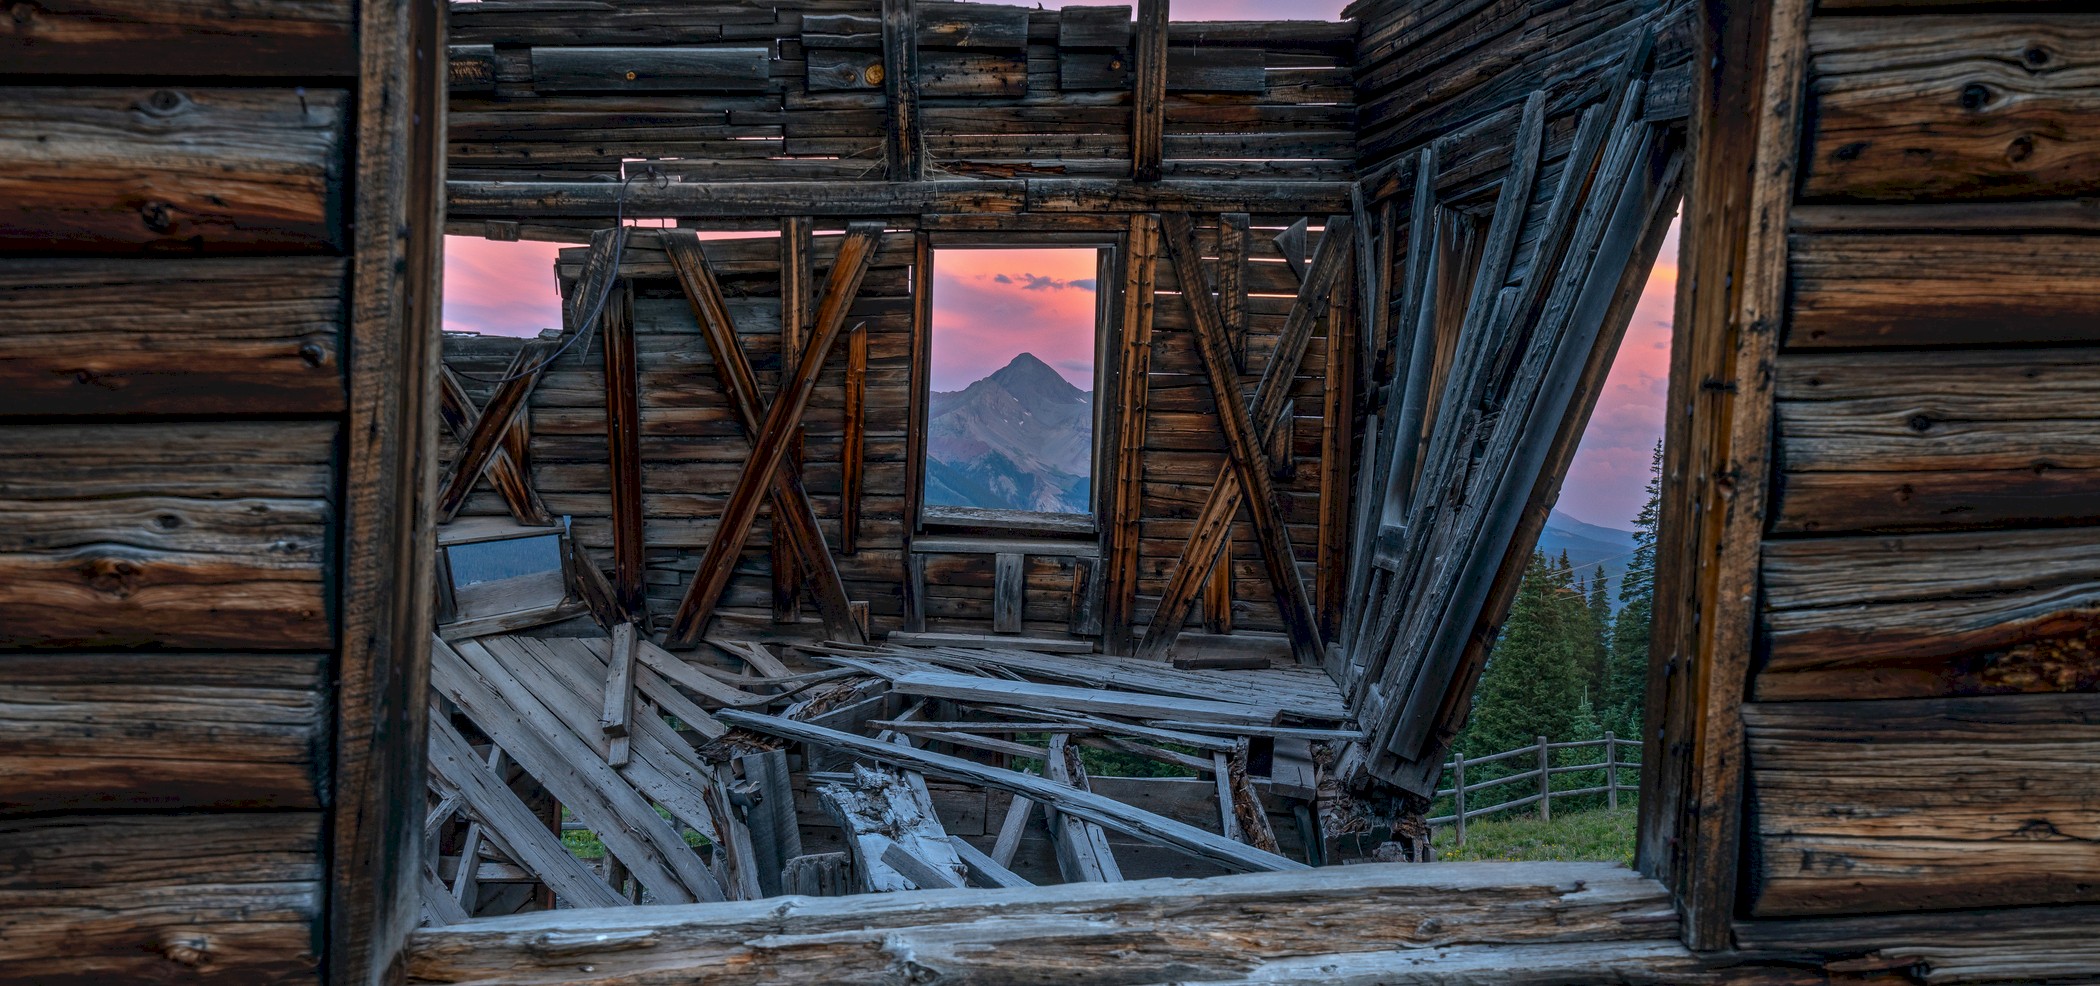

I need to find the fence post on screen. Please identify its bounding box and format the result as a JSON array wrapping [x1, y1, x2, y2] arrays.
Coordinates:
[[1604, 730, 1618, 810], [1536, 735, 1551, 823], [1452, 756, 1466, 846]]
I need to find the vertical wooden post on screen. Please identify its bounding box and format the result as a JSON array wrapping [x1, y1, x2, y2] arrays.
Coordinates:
[[903, 233, 933, 632], [842, 324, 867, 556], [1537, 735, 1552, 823], [1103, 214, 1158, 654], [775, 217, 813, 619], [1605, 730, 1618, 810], [1202, 530, 1233, 635], [993, 551, 1024, 634], [1317, 262, 1356, 641], [603, 277, 647, 620], [1130, 0, 1168, 182], [882, 0, 923, 180], [1452, 756, 1466, 846], [1218, 212, 1250, 372]]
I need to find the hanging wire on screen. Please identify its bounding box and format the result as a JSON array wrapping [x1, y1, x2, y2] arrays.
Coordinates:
[[451, 167, 666, 385]]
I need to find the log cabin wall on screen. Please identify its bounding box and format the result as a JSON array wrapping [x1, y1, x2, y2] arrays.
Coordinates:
[[1651, 0, 2100, 958], [0, 0, 443, 983], [438, 0, 1359, 656]]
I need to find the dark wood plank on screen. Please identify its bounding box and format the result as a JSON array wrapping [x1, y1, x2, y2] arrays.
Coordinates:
[[669, 224, 884, 644], [1216, 212, 1250, 371], [0, 421, 334, 649], [0, 88, 347, 253], [1789, 232, 2100, 348], [1317, 263, 1355, 642], [529, 46, 770, 92], [883, 0, 925, 181], [1802, 15, 2100, 202], [602, 265, 647, 617], [1130, 0, 1168, 181], [0, 813, 323, 984], [0, 257, 345, 415], [843, 323, 868, 556], [1744, 695, 2100, 916], [1102, 213, 1158, 655], [776, 218, 812, 618], [0, 0, 355, 77], [438, 366, 552, 526], [0, 653, 326, 814]]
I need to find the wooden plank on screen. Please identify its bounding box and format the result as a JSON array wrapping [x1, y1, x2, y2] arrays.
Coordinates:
[[993, 551, 1025, 634], [332, 0, 443, 975], [1045, 734, 1123, 883], [1788, 232, 2100, 349], [436, 337, 560, 524], [1060, 5, 1131, 49], [1130, 0, 1168, 181], [602, 266, 647, 617], [659, 229, 863, 642], [882, 670, 1281, 727], [1165, 47, 1264, 92], [427, 710, 625, 909], [406, 862, 1686, 985], [0, 257, 346, 415], [439, 367, 552, 527], [450, 179, 1353, 218], [1802, 15, 2100, 202], [529, 46, 770, 92], [0, 0, 355, 76], [1141, 213, 1346, 664], [722, 710, 1304, 873], [601, 621, 639, 744], [882, 0, 925, 181], [886, 631, 1096, 654], [0, 421, 334, 649], [0, 87, 347, 252], [819, 767, 967, 893], [738, 749, 802, 897], [1317, 261, 1356, 641], [843, 324, 868, 555], [0, 653, 325, 814], [1217, 212, 1251, 371], [779, 216, 815, 610], [0, 812, 323, 983], [669, 223, 885, 644], [948, 835, 1032, 888], [1744, 695, 2100, 916]]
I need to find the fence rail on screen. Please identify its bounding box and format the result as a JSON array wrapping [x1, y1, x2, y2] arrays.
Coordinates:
[[1428, 732, 1641, 845]]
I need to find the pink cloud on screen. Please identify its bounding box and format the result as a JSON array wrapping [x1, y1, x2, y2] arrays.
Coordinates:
[[1556, 216, 1679, 529], [931, 248, 1101, 391]]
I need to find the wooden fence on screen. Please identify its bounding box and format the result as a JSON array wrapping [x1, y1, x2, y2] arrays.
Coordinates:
[[1428, 733, 1642, 845]]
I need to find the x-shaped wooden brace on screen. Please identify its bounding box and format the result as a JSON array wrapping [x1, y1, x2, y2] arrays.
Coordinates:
[[1140, 213, 1355, 665], [438, 363, 553, 527], [667, 223, 885, 645]]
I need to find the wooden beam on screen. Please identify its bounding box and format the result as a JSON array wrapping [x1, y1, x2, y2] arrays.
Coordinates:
[[718, 710, 1304, 873], [774, 218, 812, 624], [427, 712, 625, 909], [1217, 212, 1250, 371], [882, 0, 925, 180], [1101, 214, 1158, 655], [993, 551, 1024, 634], [1045, 735, 1122, 883], [1317, 261, 1356, 641], [602, 270, 646, 618], [438, 366, 551, 527], [1130, 0, 1168, 181], [669, 224, 884, 645], [435, 338, 556, 524], [600, 621, 639, 757], [659, 230, 866, 643], [447, 179, 1353, 218], [842, 324, 868, 555], [1140, 213, 1351, 665]]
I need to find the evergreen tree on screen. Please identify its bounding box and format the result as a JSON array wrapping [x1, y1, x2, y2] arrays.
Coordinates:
[[1583, 568, 1613, 700], [1602, 441, 1664, 738], [1459, 550, 1594, 758]]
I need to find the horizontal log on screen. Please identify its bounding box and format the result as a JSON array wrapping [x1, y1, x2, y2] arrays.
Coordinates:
[[1745, 694, 2100, 916], [0, 812, 322, 984], [0, 421, 334, 649], [0, 653, 326, 814], [1789, 232, 2100, 348], [530, 46, 772, 92], [448, 179, 1352, 218], [0, 257, 345, 415], [1735, 904, 2100, 985], [0, 87, 348, 253], [1802, 15, 2100, 201], [0, 0, 354, 76], [1762, 526, 2100, 673], [408, 862, 1679, 985]]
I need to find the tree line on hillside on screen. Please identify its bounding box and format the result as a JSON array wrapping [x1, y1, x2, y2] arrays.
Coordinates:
[[1447, 442, 1661, 808]]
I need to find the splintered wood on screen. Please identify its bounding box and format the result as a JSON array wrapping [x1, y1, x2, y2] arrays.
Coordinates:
[[422, 627, 1358, 920]]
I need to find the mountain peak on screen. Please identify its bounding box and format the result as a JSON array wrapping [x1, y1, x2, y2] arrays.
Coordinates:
[[988, 351, 1085, 399]]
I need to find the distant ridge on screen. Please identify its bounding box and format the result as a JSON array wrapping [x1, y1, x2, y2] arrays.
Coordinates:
[[926, 353, 1093, 515]]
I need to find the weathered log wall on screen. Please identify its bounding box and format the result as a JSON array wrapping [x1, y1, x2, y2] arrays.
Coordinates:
[[0, 1, 442, 982]]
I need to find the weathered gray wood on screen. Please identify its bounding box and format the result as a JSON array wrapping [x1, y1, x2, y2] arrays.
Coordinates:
[[881, 670, 1281, 727], [948, 835, 1032, 889], [530, 47, 771, 92], [406, 863, 1683, 984], [990, 787, 1035, 868], [450, 179, 1353, 218], [993, 551, 1025, 633], [781, 852, 855, 897], [600, 621, 639, 746], [718, 710, 1304, 873], [737, 749, 801, 898], [1045, 734, 1123, 884], [1744, 695, 2100, 916], [818, 766, 967, 893], [428, 709, 626, 909]]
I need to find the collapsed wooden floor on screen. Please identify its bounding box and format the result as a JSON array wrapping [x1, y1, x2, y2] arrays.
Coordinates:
[[422, 627, 1390, 919]]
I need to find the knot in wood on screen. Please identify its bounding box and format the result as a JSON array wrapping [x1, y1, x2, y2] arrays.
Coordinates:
[[2024, 46, 2051, 68], [143, 89, 189, 116], [299, 341, 330, 367], [9, 2, 37, 26], [82, 556, 141, 596], [1958, 82, 1992, 111], [158, 932, 210, 966], [2008, 134, 2036, 163], [138, 201, 174, 234]]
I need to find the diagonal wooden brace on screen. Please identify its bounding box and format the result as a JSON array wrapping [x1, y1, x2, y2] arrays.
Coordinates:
[[1141, 214, 1354, 665], [438, 364, 552, 526], [667, 223, 885, 645], [436, 338, 559, 523]]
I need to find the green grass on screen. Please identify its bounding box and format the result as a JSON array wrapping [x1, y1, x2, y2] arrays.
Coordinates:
[[1431, 803, 1638, 867], [560, 806, 709, 863]]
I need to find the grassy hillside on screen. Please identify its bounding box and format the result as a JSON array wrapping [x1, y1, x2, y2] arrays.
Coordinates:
[[1431, 804, 1637, 867]]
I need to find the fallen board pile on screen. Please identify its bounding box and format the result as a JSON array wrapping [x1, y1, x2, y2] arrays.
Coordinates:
[[421, 629, 1373, 921]]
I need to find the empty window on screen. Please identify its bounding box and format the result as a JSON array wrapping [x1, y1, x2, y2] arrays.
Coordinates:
[[922, 247, 1105, 526]]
